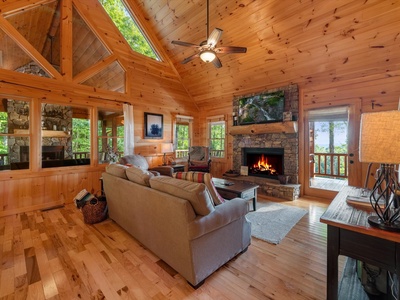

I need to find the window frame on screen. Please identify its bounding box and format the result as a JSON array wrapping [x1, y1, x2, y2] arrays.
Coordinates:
[[0, 96, 32, 171], [97, 108, 124, 164], [174, 115, 193, 160], [208, 116, 226, 159]]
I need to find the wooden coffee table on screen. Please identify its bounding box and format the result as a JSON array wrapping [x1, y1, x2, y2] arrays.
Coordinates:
[[212, 177, 259, 211]]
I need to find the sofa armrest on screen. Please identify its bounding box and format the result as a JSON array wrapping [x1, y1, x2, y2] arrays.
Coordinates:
[[188, 198, 249, 240], [149, 166, 173, 177]]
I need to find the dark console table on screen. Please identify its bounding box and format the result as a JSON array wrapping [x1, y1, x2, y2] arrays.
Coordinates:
[[320, 186, 400, 299]]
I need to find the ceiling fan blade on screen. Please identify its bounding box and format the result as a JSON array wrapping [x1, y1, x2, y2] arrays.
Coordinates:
[[215, 46, 247, 54], [212, 56, 222, 68], [171, 40, 200, 48], [207, 28, 223, 48], [181, 53, 200, 64]]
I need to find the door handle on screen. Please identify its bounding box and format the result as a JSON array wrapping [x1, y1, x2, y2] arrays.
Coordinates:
[[349, 160, 354, 164]]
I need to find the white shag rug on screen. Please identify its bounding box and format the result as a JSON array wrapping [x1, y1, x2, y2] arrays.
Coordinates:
[[246, 201, 307, 244]]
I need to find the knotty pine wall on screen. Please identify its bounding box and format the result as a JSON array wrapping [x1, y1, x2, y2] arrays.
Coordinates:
[[0, 0, 198, 217], [197, 74, 400, 194]]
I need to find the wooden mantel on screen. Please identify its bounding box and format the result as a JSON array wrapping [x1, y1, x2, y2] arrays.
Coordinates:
[[229, 121, 298, 135], [14, 129, 70, 137]]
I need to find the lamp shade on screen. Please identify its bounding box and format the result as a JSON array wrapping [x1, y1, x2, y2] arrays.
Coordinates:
[[161, 143, 173, 154], [359, 110, 400, 164], [200, 50, 216, 63]]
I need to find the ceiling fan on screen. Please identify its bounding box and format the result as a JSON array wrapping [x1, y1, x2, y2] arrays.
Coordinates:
[[171, 0, 247, 68]]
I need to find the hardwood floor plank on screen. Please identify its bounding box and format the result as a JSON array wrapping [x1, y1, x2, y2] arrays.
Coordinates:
[[0, 267, 14, 297], [0, 197, 336, 299]]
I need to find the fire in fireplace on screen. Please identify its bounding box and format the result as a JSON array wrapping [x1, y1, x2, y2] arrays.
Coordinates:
[[242, 147, 284, 178]]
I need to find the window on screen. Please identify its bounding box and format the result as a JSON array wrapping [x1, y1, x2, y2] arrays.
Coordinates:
[[98, 0, 160, 60], [41, 103, 90, 168], [98, 109, 124, 163], [176, 124, 189, 158], [209, 120, 226, 158], [0, 98, 31, 170], [174, 115, 193, 159]]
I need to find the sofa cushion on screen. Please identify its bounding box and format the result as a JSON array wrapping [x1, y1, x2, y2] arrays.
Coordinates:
[[126, 166, 154, 186], [149, 176, 215, 216], [119, 154, 149, 169], [174, 172, 225, 205], [106, 163, 129, 179]]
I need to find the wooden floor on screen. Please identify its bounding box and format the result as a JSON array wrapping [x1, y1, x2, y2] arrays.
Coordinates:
[[0, 196, 342, 299]]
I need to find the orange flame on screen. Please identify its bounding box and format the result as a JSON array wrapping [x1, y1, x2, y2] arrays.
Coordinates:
[[252, 154, 277, 174]]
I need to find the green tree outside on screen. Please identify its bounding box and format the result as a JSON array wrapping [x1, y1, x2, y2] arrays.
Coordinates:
[[72, 118, 90, 153], [0, 112, 7, 154], [176, 124, 189, 150], [313, 121, 348, 177], [210, 123, 225, 157], [99, 0, 159, 60]]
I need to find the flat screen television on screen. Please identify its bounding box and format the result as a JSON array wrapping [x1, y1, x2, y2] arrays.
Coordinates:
[[238, 90, 285, 125]]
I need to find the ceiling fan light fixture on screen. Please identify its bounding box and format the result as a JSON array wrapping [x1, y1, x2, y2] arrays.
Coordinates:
[[200, 50, 216, 63]]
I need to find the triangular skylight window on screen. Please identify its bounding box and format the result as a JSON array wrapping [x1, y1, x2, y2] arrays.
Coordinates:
[[98, 0, 160, 61]]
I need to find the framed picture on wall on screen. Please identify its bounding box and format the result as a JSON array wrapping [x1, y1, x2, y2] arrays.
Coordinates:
[[144, 112, 163, 139]]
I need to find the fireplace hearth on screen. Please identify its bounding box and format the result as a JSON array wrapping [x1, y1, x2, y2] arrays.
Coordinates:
[[243, 147, 284, 179]]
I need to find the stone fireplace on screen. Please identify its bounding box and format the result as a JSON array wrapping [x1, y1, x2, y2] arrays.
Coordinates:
[[242, 147, 284, 179], [229, 84, 300, 200]]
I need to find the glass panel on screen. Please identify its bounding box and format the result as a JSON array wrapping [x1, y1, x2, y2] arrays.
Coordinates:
[[4, 0, 60, 73], [98, 109, 124, 163], [81, 60, 125, 93], [176, 123, 189, 158], [72, 6, 111, 76], [41, 103, 90, 168], [98, 0, 160, 60], [0, 27, 51, 77], [210, 122, 225, 158], [0, 99, 31, 170]]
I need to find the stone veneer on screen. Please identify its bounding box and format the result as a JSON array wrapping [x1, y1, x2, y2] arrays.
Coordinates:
[[231, 84, 300, 200], [7, 100, 73, 163]]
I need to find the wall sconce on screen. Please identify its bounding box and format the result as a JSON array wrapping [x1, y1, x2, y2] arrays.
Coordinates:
[[161, 143, 174, 166]]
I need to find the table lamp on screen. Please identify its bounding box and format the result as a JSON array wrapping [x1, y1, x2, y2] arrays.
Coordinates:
[[359, 110, 400, 231], [161, 143, 174, 166]]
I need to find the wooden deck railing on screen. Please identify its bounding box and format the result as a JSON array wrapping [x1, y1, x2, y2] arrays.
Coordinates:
[[310, 153, 348, 179], [73, 152, 90, 159], [175, 149, 189, 158], [210, 149, 224, 158]]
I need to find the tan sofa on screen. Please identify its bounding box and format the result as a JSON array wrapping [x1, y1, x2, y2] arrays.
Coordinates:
[[102, 164, 251, 288]]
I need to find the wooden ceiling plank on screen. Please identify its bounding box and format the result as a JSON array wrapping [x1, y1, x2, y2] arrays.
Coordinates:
[[0, 14, 61, 79], [0, 0, 56, 16], [73, 54, 118, 84], [61, 0, 73, 79]]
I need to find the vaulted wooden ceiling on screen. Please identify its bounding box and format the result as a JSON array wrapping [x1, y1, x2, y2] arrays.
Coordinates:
[[133, 0, 400, 109], [0, 0, 398, 112]]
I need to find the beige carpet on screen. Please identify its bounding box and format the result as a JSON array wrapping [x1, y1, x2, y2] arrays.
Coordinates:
[[246, 201, 307, 244]]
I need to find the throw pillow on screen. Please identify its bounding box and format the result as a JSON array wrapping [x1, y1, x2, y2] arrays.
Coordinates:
[[106, 163, 129, 179], [174, 171, 225, 205], [126, 166, 154, 186], [149, 176, 215, 216]]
